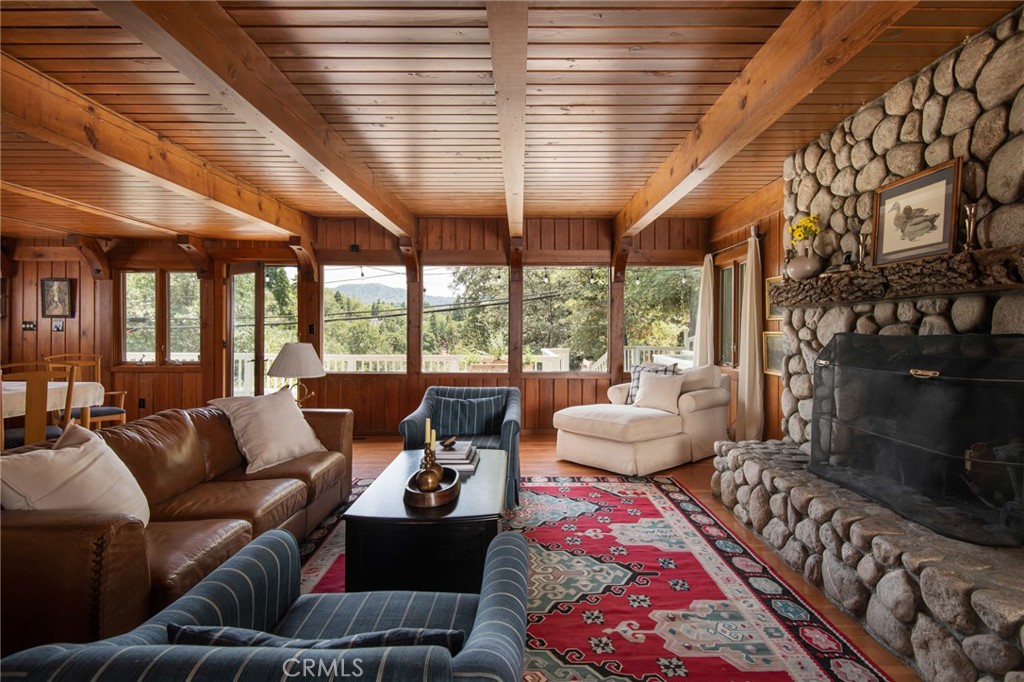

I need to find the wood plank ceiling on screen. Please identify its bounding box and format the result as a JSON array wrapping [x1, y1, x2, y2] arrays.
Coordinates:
[[0, 1, 1019, 243]]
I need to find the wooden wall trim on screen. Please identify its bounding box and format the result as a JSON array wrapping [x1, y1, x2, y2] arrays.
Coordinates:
[[710, 177, 785, 240]]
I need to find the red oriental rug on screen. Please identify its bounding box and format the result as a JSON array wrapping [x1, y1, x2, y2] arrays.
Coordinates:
[[300, 475, 891, 682]]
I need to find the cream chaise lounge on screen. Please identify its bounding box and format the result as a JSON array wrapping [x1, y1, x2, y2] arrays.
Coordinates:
[[553, 364, 731, 475]]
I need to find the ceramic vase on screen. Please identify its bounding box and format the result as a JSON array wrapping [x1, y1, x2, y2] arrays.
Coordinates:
[[786, 241, 823, 280]]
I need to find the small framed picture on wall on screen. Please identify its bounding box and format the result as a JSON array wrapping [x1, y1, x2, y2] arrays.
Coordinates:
[[763, 331, 784, 376], [41, 278, 74, 318], [872, 158, 961, 266]]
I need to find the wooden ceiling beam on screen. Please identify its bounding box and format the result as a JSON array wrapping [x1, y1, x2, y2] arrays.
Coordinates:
[[288, 236, 319, 283], [96, 0, 416, 240], [613, 0, 915, 239], [486, 1, 528, 239], [0, 53, 314, 242], [176, 235, 213, 279], [67, 235, 111, 280], [0, 180, 179, 237]]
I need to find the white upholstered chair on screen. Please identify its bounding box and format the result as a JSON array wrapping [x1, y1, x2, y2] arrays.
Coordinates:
[[553, 364, 731, 476]]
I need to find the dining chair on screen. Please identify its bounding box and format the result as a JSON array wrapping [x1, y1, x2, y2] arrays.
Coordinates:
[[1, 362, 78, 449], [44, 353, 127, 429]]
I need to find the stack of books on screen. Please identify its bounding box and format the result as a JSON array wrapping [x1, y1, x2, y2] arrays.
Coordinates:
[[434, 441, 480, 473]]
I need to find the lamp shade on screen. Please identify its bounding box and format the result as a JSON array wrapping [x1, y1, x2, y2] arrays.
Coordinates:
[[266, 342, 326, 379]]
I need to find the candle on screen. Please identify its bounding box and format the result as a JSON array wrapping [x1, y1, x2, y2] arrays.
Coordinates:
[[424, 418, 431, 443], [431, 429, 436, 446]]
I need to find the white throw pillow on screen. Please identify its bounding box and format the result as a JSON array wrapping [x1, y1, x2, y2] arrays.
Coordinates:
[[209, 388, 326, 474], [0, 425, 150, 525], [675, 364, 720, 392], [633, 372, 686, 414]]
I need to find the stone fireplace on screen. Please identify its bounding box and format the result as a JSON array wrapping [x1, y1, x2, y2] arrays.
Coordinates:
[[712, 8, 1024, 681], [808, 333, 1023, 548]]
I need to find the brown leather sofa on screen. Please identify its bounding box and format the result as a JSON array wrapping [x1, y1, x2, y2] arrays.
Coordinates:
[[0, 405, 353, 656]]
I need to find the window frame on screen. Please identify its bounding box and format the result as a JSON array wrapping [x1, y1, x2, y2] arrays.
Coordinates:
[[522, 265, 609, 374], [118, 268, 202, 366], [320, 264, 410, 375], [714, 248, 747, 368], [422, 264, 510, 374]]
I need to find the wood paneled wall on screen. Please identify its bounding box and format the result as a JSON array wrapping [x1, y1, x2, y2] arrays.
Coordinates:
[[2, 241, 113, 380], [709, 179, 786, 440], [2, 238, 205, 422]]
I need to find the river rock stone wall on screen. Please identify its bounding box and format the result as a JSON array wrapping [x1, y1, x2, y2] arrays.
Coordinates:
[[782, 7, 1024, 264], [777, 6, 1024, 446], [712, 441, 1024, 682]]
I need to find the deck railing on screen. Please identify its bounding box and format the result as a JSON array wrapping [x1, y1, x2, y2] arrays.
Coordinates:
[[130, 345, 694, 396]]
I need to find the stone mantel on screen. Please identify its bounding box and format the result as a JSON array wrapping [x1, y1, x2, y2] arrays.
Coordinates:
[[772, 245, 1024, 307]]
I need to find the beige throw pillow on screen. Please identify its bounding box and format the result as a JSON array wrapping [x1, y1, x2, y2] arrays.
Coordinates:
[[675, 364, 720, 392], [633, 371, 686, 414], [0, 425, 150, 525], [209, 387, 326, 474]]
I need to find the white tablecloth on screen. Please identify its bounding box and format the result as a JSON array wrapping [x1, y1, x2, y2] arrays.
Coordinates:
[[2, 381, 106, 418]]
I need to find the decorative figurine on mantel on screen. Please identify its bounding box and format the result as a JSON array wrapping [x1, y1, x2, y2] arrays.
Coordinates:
[[785, 214, 824, 281], [963, 203, 978, 252]]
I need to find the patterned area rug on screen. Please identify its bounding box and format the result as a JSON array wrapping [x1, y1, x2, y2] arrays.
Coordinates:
[[300, 475, 890, 682]]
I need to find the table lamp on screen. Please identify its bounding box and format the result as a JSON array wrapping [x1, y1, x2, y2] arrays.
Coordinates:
[[266, 342, 326, 405]]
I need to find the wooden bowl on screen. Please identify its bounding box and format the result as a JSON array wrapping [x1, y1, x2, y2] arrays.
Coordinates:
[[404, 466, 461, 508]]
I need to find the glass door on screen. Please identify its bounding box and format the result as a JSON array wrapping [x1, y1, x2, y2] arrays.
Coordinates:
[[228, 263, 299, 396], [230, 266, 258, 396]]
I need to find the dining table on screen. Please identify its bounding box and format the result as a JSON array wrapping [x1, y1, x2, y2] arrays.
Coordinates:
[[2, 380, 106, 442]]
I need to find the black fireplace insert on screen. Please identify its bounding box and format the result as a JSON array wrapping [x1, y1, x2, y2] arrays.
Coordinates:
[[809, 333, 1024, 547]]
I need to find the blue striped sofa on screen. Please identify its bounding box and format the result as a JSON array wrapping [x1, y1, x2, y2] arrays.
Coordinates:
[[399, 386, 521, 508], [0, 530, 529, 682]]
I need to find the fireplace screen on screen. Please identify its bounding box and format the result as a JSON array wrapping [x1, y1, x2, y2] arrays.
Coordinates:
[[809, 333, 1024, 547]]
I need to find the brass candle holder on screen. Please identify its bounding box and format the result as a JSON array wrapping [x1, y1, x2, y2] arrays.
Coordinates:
[[414, 440, 444, 492], [404, 441, 461, 508]]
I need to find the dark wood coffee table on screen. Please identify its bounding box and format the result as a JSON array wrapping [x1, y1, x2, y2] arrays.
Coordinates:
[[344, 449, 508, 593]]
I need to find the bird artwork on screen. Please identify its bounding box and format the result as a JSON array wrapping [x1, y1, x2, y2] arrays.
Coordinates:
[[889, 201, 939, 242]]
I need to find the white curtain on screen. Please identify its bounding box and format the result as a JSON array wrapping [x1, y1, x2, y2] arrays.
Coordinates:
[[736, 236, 764, 440], [692, 253, 715, 367]]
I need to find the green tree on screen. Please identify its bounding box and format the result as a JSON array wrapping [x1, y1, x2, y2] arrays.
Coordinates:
[[625, 267, 700, 347], [450, 267, 508, 356]]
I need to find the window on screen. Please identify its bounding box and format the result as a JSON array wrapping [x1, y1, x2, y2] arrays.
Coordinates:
[[168, 272, 201, 361], [624, 266, 701, 370], [523, 266, 607, 372], [716, 255, 746, 366], [423, 266, 508, 373], [122, 270, 201, 364], [123, 271, 157, 362], [322, 265, 408, 372]]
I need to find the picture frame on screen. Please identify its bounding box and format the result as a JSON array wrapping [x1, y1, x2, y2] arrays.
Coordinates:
[[51, 319, 65, 333], [41, 278, 74, 318], [763, 331, 784, 376], [764, 275, 784, 321], [871, 158, 961, 267]]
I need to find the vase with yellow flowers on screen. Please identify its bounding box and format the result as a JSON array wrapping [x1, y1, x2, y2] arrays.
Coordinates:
[[786, 214, 823, 280]]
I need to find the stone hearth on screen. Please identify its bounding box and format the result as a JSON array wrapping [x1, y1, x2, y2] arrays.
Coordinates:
[[712, 440, 1024, 682]]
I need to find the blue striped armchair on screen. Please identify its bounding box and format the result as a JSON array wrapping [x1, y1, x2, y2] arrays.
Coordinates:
[[1, 530, 529, 682], [399, 386, 521, 508]]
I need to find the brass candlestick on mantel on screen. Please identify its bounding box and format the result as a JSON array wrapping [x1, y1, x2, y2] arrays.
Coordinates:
[[963, 203, 978, 252]]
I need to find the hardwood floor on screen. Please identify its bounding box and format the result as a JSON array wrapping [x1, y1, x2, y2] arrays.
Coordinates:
[[351, 434, 921, 681]]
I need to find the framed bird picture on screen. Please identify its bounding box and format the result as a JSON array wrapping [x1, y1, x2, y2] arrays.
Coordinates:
[[871, 157, 961, 267]]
